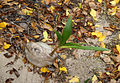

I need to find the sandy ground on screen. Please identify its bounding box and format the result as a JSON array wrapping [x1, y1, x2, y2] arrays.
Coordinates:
[[0, 49, 106, 83]]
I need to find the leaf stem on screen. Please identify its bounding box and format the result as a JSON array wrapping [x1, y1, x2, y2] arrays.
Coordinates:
[[49, 45, 59, 56]]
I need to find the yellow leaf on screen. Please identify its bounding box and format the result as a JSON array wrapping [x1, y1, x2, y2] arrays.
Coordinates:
[[69, 76, 79, 83], [90, 9, 97, 18], [33, 35, 40, 39], [106, 72, 110, 75], [64, 0, 69, 3], [95, 24, 100, 28], [3, 42, 11, 49], [78, 3, 82, 8], [88, 22, 93, 26], [58, 3, 62, 5], [72, 20, 77, 25], [48, 6, 55, 13], [22, 8, 33, 15], [119, 34, 120, 39], [60, 55, 67, 60], [0, 22, 7, 28], [42, 39, 47, 42], [43, 23, 53, 31], [110, 1, 116, 6], [40, 67, 50, 73], [98, 0, 102, 3], [43, 31, 48, 40], [118, 65, 120, 71], [100, 42, 105, 48], [60, 67, 67, 73], [98, 81, 102, 83], [99, 35, 105, 41], [115, 0, 119, 4], [92, 75, 98, 83], [116, 45, 120, 54], [66, 9, 69, 16], [91, 31, 102, 38], [108, 6, 117, 15]]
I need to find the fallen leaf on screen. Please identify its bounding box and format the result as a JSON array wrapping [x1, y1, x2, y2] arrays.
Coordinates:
[[64, 0, 70, 3], [66, 9, 69, 16], [31, 22, 38, 30], [69, 76, 79, 83], [110, 1, 117, 6], [116, 45, 120, 54], [60, 55, 67, 60], [0, 22, 7, 29], [98, 35, 105, 41], [91, 31, 102, 38], [42, 23, 53, 31], [95, 24, 100, 28], [100, 42, 105, 48], [45, 0, 51, 4], [40, 67, 50, 73], [119, 34, 120, 39], [94, 51, 101, 57], [60, 67, 67, 73], [118, 65, 120, 71], [103, 56, 111, 63], [115, 0, 119, 4], [3, 42, 11, 49], [92, 75, 98, 83], [21, 8, 33, 15], [48, 6, 55, 13], [98, 0, 102, 3], [111, 55, 120, 63], [90, 8, 97, 20], [108, 6, 117, 15], [33, 35, 40, 39], [42, 31, 48, 42], [103, 50, 111, 54]]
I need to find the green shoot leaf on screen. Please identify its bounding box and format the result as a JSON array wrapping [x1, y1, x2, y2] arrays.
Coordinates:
[[60, 45, 109, 51], [53, 30, 62, 41], [60, 16, 72, 45], [64, 42, 86, 46]]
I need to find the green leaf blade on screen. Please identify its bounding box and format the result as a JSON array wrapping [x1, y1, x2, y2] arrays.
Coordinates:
[[60, 16, 72, 45], [64, 42, 86, 46], [60, 46, 109, 51], [53, 30, 62, 41]]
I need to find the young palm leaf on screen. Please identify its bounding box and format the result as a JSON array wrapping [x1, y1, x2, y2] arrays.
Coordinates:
[[60, 45, 109, 51], [60, 16, 72, 45]]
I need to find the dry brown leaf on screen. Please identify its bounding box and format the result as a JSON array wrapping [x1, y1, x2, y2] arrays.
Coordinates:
[[89, 2, 96, 9], [103, 50, 111, 54], [111, 55, 120, 63], [103, 56, 111, 63], [103, 27, 114, 32], [8, 28, 16, 33], [80, 27, 87, 33], [42, 23, 53, 31], [94, 51, 101, 57], [32, 22, 38, 30], [45, 0, 51, 5], [16, 27, 24, 32]]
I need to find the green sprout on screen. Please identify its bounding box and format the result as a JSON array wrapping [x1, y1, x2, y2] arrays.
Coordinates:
[[49, 16, 109, 56]]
